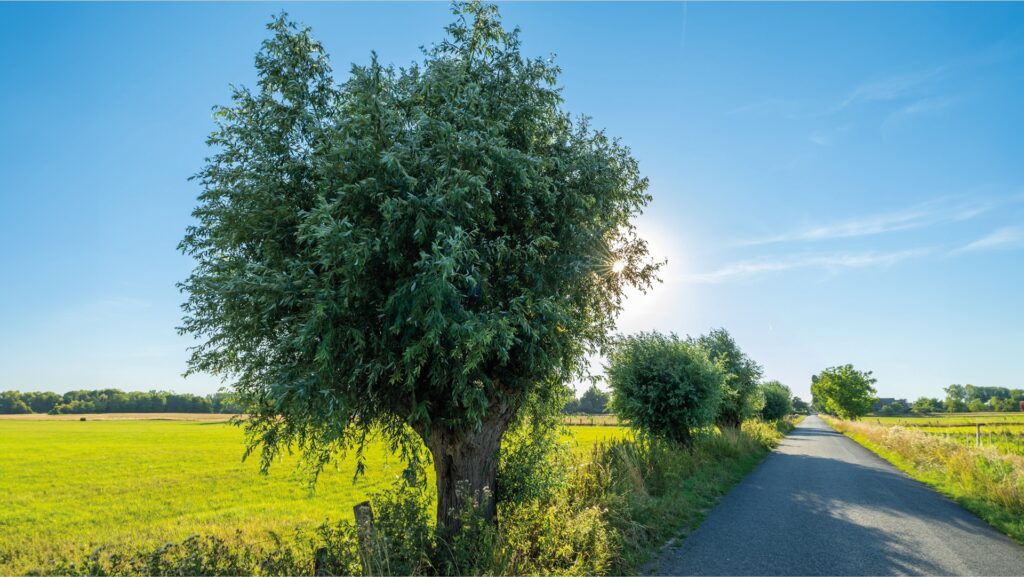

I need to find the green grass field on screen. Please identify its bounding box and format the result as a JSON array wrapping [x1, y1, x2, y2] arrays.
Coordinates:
[[869, 412, 1024, 456], [0, 416, 628, 574]]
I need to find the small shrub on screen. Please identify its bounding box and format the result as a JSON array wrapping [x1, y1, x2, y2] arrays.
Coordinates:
[[363, 482, 434, 576], [758, 381, 793, 421], [608, 332, 724, 445], [498, 416, 571, 505]]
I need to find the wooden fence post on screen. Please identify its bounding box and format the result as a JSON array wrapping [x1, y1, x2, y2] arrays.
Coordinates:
[[976, 424, 982, 448], [353, 501, 375, 574]]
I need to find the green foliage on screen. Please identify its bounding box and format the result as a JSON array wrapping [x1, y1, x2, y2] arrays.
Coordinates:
[[689, 329, 763, 427], [810, 364, 877, 420], [177, 2, 659, 531], [0, 391, 32, 414], [564, 384, 611, 415], [0, 389, 237, 415], [360, 484, 434, 575], [46, 524, 363, 577], [911, 397, 941, 415], [495, 499, 612, 575], [497, 415, 570, 505], [930, 385, 1024, 413], [791, 396, 809, 414], [607, 332, 724, 445], [878, 399, 910, 416], [758, 380, 793, 421], [944, 384, 969, 413]]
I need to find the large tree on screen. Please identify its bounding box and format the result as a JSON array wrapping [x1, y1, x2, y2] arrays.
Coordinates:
[[178, 3, 659, 535], [810, 365, 877, 420], [690, 328, 763, 427], [943, 384, 968, 413], [577, 384, 611, 414]]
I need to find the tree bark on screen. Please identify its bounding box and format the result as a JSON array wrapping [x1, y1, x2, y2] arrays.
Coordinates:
[[424, 399, 517, 538]]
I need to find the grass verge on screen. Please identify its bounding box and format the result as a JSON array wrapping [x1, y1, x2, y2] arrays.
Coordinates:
[[618, 418, 798, 573], [825, 416, 1024, 545]]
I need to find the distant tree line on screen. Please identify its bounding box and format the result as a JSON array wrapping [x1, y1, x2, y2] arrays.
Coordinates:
[[563, 384, 612, 415], [873, 385, 1024, 416], [0, 389, 244, 415]]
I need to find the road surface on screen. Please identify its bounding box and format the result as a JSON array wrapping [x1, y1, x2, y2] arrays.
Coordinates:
[[655, 415, 1024, 576]]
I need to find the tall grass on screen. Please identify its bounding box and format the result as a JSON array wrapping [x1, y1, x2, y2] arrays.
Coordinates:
[[828, 418, 1024, 544], [35, 419, 796, 576]]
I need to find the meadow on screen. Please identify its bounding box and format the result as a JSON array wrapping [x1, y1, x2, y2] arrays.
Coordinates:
[[869, 412, 1024, 456], [0, 415, 628, 574]]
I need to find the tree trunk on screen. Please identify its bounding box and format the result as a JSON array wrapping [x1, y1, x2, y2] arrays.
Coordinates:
[[424, 400, 517, 538]]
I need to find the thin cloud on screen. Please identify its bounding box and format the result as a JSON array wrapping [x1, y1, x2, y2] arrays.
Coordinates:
[[808, 131, 831, 147], [882, 97, 956, 133], [827, 66, 946, 115], [808, 123, 854, 147], [738, 197, 996, 247], [951, 227, 1024, 255], [726, 98, 801, 116], [689, 249, 931, 284]]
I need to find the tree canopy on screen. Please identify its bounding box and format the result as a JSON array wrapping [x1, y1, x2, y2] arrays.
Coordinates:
[[810, 365, 877, 420], [690, 328, 763, 427], [607, 332, 723, 445], [758, 380, 793, 421], [0, 389, 242, 415], [178, 2, 659, 534], [564, 384, 611, 414]]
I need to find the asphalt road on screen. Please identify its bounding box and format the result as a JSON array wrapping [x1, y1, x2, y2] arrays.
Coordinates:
[[655, 415, 1024, 576]]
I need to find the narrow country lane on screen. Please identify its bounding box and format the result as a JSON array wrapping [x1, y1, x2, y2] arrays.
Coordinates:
[[655, 415, 1024, 576]]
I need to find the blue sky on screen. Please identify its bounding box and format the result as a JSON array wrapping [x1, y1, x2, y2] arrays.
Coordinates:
[[1, 2, 1022, 402]]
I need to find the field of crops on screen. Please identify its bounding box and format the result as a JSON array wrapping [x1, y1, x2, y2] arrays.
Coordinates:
[[0, 415, 629, 574], [869, 412, 1024, 456]]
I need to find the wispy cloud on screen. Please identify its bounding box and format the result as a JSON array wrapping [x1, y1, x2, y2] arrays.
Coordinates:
[[726, 98, 802, 117], [688, 249, 931, 284], [881, 96, 956, 133], [808, 123, 854, 147], [951, 226, 1024, 255], [826, 66, 946, 115], [738, 197, 995, 246]]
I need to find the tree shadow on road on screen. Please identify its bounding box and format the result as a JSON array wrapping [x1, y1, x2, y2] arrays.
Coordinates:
[[654, 446, 1024, 576]]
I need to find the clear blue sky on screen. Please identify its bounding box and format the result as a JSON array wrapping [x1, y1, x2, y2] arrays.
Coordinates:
[[2, 2, 1022, 402]]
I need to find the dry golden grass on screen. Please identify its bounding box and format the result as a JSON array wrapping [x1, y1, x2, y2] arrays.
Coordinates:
[[829, 417, 1024, 543]]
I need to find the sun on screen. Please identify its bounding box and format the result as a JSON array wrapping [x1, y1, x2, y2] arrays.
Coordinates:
[[611, 259, 626, 274]]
